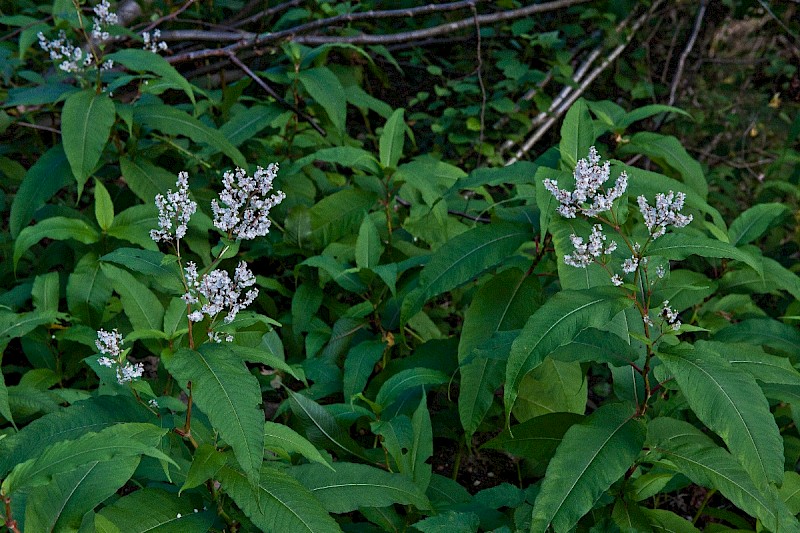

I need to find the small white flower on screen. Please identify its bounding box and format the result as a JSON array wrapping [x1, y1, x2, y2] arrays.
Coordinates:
[[176, 513, 182, 519], [611, 274, 623, 286], [148, 398, 159, 408], [142, 28, 169, 53], [544, 147, 627, 219], [637, 191, 693, 239], [563, 224, 617, 269], [661, 300, 682, 331], [150, 172, 197, 243], [96, 328, 123, 357], [622, 257, 639, 274], [183, 261, 258, 324], [656, 264, 666, 279], [212, 164, 286, 240]]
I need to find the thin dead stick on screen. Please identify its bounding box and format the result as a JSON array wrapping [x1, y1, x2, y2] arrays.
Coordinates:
[[505, 2, 660, 165], [231, 0, 304, 28], [667, 0, 706, 107], [167, 0, 590, 64], [498, 45, 602, 156], [471, 3, 487, 168], [225, 51, 326, 136], [141, 0, 195, 33]]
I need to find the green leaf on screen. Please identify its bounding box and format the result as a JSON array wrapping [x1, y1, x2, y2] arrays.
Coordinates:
[[297, 66, 346, 133], [100, 263, 164, 331], [559, 99, 594, 168], [119, 156, 177, 204], [482, 412, 583, 466], [621, 132, 707, 198], [728, 203, 791, 246], [0, 370, 12, 428], [24, 456, 139, 533], [646, 233, 763, 276], [100, 248, 183, 293], [407, 393, 433, 490], [413, 511, 480, 533], [219, 464, 342, 533], [61, 90, 115, 196], [9, 144, 72, 238], [0, 396, 148, 479], [530, 403, 646, 533], [459, 268, 541, 437], [617, 104, 693, 130], [94, 178, 115, 231], [535, 167, 571, 241], [292, 282, 323, 334], [32, 272, 59, 314], [292, 146, 381, 174], [343, 340, 385, 400], [356, 214, 383, 269], [375, 368, 449, 408], [66, 253, 113, 328], [287, 390, 368, 461], [96, 488, 215, 532], [513, 358, 587, 422], [164, 345, 264, 486], [394, 156, 467, 206], [133, 104, 247, 167], [219, 104, 282, 146], [106, 49, 195, 104], [308, 189, 376, 250], [659, 344, 784, 488], [1, 422, 170, 495], [643, 509, 701, 533], [14, 217, 100, 270], [549, 327, 639, 367], [778, 471, 800, 515], [647, 417, 799, 533], [713, 318, 800, 355], [698, 340, 800, 390], [379, 108, 406, 168], [402, 222, 532, 322], [0, 310, 55, 353], [504, 287, 632, 421], [290, 462, 431, 513], [301, 255, 367, 293], [264, 421, 333, 469], [181, 444, 227, 493], [107, 204, 159, 251]]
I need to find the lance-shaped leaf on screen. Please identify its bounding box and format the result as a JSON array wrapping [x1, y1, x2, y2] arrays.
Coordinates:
[[14, 217, 100, 269], [530, 403, 646, 533], [97, 488, 216, 532], [647, 417, 799, 533], [219, 464, 342, 533], [24, 456, 139, 532], [1, 422, 170, 495], [379, 108, 406, 168], [289, 462, 431, 513], [297, 66, 346, 134], [459, 268, 541, 438], [728, 202, 791, 246], [375, 368, 449, 408], [646, 233, 763, 276], [287, 390, 368, 461], [504, 287, 632, 421], [482, 412, 583, 467], [133, 104, 246, 167], [712, 317, 800, 355], [559, 98, 594, 168], [106, 49, 195, 104], [263, 421, 333, 470], [658, 345, 784, 488], [164, 345, 264, 486], [620, 132, 707, 198], [61, 90, 115, 196], [100, 263, 164, 332], [402, 222, 533, 322]]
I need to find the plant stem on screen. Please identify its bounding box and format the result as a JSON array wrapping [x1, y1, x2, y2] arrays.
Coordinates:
[[3, 495, 20, 533]]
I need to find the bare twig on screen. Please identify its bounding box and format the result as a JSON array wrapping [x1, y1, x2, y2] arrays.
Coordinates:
[[141, 0, 195, 33], [394, 196, 490, 223], [166, 0, 591, 64], [505, 2, 661, 164], [15, 121, 60, 134], [667, 1, 706, 107], [472, 3, 487, 167], [225, 51, 326, 136], [231, 0, 304, 28]]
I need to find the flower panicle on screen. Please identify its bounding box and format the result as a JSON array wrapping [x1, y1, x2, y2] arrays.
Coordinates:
[[211, 164, 286, 240], [95, 328, 143, 385], [150, 171, 197, 243]]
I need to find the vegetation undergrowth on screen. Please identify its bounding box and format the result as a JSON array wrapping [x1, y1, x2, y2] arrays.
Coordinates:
[[1, 1, 799, 532]]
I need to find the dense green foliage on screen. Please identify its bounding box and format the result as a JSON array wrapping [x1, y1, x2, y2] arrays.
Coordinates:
[[1, 1, 799, 532]]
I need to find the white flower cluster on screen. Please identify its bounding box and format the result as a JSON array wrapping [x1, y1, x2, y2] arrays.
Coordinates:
[[37, 30, 94, 73], [637, 191, 693, 239], [96, 329, 144, 384], [182, 260, 258, 327], [150, 172, 198, 243], [212, 164, 286, 240], [142, 29, 168, 53], [91, 0, 119, 41], [543, 147, 628, 218], [564, 224, 617, 267]]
